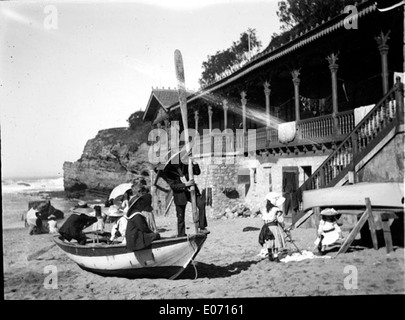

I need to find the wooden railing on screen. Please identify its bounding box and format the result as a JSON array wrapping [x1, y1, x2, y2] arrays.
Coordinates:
[[192, 110, 354, 155], [295, 81, 403, 211]]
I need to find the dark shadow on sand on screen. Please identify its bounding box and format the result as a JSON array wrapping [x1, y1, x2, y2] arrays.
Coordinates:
[[177, 260, 260, 280]]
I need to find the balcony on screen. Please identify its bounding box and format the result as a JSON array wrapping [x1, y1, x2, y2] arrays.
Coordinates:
[[192, 110, 355, 157]]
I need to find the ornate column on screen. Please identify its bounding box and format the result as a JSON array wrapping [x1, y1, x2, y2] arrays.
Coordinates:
[[241, 91, 247, 133], [291, 70, 301, 121], [208, 105, 213, 133], [327, 53, 340, 134], [194, 110, 199, 133], [222, 99, 229, 129], [327, 53, 339, 115], [375, 30, 391, 94], [263, 81, 271, 128]]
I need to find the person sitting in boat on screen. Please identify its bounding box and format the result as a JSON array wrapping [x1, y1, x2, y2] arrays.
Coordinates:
[[58, 212, 97, 245], [315, 208, 343, 254], [121, 189, 133, 215], [258, 192, 287, 262], [91, 205, 106, 232], [110, 215, 128, 244], [125, 191, 160, 251], [131, 183, 158, 233]]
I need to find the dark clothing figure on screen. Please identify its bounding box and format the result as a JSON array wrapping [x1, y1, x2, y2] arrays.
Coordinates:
[[258, 223, 275, 246], [283, 172, 298, 215], [125, 193, 160, 251], [59, 214, 97, 245], [125, 213, 160, 251], [162, 162, 208, 236]]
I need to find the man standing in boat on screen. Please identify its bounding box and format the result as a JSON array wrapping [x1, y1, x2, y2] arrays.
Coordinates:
[[160, 150, 209, 237]]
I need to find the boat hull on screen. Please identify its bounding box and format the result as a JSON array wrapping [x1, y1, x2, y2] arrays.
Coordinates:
[[302, 182, 404, 212], [54, 234, 207, 279]]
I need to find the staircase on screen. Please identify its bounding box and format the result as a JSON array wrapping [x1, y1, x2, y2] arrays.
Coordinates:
[[293, 78, 404, 227]]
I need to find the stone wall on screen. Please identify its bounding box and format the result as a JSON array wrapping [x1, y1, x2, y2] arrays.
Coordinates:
[[188, 152, 329, 219], [357, 133, 404, 183]]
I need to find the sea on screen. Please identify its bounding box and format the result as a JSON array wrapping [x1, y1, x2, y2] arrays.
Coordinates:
[[1, 176, 64, 195], [1, 176, 68, 230]]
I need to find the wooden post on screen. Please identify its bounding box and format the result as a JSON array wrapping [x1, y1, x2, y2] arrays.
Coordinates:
[[223, 99, 228, 129], [241, 91, 247, 133], [291, 70, 301, 121], [208, 105, 213, 133], [194, 110, 199, 133], [380, 212, 398, 254], [264, 81, 271, 129], [208, 105, 213, 154], [365, 197, 378, 250]]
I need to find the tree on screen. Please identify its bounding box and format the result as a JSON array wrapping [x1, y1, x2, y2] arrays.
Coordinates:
[[199, 28, 262, 87], [268, 0, 356, 50], [127, 110, 145, 130]]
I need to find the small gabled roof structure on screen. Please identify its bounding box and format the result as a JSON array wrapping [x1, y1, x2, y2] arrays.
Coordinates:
[[143, 88, 194, 124]]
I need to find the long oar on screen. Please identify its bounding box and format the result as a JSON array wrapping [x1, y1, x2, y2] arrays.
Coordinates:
[[174, 49, 198, 234], [164, 196, 174, 217], [27, 243, 56, 261]]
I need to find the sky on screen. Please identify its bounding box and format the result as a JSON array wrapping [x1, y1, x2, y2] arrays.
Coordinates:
[[0, 0, 282, 179]]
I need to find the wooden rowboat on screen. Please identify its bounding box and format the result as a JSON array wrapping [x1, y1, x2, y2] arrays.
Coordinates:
[[54, 234, 207, 280], [302, 182, 404, 212]]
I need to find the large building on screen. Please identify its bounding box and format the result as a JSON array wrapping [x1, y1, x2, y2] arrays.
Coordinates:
[[143, 0, 404, 225]]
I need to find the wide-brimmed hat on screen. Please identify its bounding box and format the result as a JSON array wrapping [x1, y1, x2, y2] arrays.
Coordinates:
[[127, 193, 153, 216], [105, 205, 124, 217], [266, 192, 285, 207], [320, 208, 339, 216], [127, 195, 144, 215]]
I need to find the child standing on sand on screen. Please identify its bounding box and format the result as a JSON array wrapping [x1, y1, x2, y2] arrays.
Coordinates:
[[258, 192, 286, 262]]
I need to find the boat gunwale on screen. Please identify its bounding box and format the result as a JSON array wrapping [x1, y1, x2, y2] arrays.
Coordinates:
[[53, 233, 207, 257]]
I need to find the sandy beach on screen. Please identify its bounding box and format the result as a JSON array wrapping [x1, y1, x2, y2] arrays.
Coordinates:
[[3, 191, 404, 302]]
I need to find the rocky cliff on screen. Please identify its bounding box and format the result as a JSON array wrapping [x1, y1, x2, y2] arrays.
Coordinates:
[[63, 121, 153, 195]]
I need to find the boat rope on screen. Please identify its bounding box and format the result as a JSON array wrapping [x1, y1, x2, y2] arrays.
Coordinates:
[[191, 260, 198, 280], [187, 234, 199, 280]]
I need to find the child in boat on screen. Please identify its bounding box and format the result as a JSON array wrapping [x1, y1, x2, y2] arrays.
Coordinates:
[[92, 205, 105, 232], [121, 189, 132, 215], [315, 208, 343, 253], [110, 215, 128, 244], [258, 192, 286, 262]]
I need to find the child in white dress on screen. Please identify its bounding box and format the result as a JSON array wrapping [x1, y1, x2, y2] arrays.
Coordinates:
[[258, 192, 286, 262], [315, 208, 342, 253]]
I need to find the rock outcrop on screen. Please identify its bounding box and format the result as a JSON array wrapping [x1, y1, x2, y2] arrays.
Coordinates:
[[63, 122, 154, 195]]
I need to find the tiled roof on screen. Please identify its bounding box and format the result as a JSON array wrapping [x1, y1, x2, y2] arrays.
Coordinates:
[[143, 88, 194, 122], [152, 88, 180, 109]]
